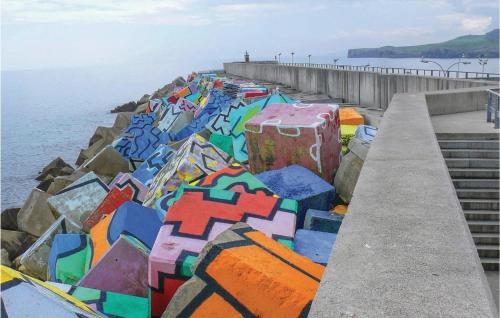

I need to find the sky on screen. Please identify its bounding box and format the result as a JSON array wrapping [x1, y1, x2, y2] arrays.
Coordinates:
[[1, 0, 499, 71]]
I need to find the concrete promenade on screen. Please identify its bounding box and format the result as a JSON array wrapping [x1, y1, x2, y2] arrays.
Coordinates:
[[224, 62, 499, 317]]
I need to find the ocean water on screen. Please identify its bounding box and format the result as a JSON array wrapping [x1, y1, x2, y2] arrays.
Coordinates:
[[1, 57, 497, 209]]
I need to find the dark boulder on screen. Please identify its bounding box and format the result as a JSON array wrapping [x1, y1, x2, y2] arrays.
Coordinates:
[[36, 157, 74, 181], [1, 208, 20, 231], [111, 101, 138, 113]]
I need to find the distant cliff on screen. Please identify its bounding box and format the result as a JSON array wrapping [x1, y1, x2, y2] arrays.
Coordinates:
[[348, 29, 499, 58]]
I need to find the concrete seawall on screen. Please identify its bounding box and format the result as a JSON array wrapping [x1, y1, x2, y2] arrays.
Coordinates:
[[224, 62, 494, 109]]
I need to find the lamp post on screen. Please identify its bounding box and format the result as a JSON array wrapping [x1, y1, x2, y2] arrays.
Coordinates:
[[278, 53, 282, 63], [421, 56, 470, 78], [478, 56, 488, 73], [333, 58, 340, 67], [308, 54, 312, 65], [291, 52, 295, 64]]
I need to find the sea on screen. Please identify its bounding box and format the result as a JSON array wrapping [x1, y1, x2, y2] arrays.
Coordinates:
[[1, 57, 498, 209]]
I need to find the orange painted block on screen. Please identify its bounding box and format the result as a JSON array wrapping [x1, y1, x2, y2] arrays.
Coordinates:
[[339, 107, 364, 125], [163, 223, 325, 318]]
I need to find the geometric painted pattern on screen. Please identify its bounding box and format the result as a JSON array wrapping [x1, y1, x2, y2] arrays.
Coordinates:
[[206, 98, 246, 136], [132, 144, 176, 186]]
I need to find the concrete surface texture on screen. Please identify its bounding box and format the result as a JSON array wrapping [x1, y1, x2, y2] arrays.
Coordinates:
[[432, 110, 499, 135], [224, 62, 496, 109], [308, 92, 498, 317]]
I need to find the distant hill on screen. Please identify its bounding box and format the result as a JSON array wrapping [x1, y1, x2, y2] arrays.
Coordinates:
[[348, 29, 499, 58]]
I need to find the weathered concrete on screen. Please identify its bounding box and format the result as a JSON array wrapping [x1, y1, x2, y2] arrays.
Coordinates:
[[426, 86, 498, 116], [309, 91, 498, 317], [432, 110, 499, 135], [224, 62, 496, 109]]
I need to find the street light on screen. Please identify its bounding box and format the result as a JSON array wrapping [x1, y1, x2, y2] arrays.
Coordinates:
[[308, 54, 312, 65], [291, 52, 295, 64], [278, 53, 282, 63], [333, 58, 340, 67], [478, 56, 489, 73], [421, 56, 470, 78]]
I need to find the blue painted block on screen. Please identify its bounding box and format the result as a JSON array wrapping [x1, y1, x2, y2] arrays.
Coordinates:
[[304, 209, 343, 233], [294, 229, 336, 265], [255, 165, 335, 229], [132, 144, 176, 186], [354, 125, 378, 143]]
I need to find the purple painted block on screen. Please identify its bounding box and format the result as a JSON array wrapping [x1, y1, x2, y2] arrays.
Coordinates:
[[78, 235, 149, 297]]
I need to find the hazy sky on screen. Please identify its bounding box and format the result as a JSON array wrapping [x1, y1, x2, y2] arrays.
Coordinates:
[[2, 0, 499, 70]]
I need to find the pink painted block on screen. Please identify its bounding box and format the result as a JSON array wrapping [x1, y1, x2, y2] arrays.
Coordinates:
[[245, 103, 341, 183]]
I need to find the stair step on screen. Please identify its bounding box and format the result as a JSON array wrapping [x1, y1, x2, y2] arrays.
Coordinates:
[[476, 245, 500, 258], [445, 158, 499, 169], [436, 133, 499, 141], [456, 188, 499, 200], [460, 199, 499, 210], [449, 169, 500, 179], [453, 179, 499, 189], [441, 149, 499, 159], [464, 210, 500, 221], [472, 233, 499, 245], [467, 220, 499, 233], [439, 140, 499, 150], [480, 257, 499, 271]]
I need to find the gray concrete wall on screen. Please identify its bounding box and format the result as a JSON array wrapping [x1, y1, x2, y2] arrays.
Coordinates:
[[308, 91, 498, 317], [426, 85, 498, 116], [224, 62, 495, 109]]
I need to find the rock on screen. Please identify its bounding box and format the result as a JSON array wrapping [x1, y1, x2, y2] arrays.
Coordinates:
[[1, 266, 104, 317], [88, 126, 122, 148], [1, 208, 20, 231], [151, 82, 176, 99], [133, 102, 148, 114], [111, 100, 137, 113], [17, 188, 56, 237], [137, 94, 150, 105], [82, 145, 129, 178], [47, 169, 89, 194], [162, 223, 325, 318], [334, 136, 371, 203], [76, 138, 108, 166], [256, 165, 336, 229], [47, 172, 109, 228], [1, 249, 12, 267], [149, 185, 298, 316], [246, 103, 341, 183], [173, 76, 186, 86], [36, 157, 74, 181], [19, 216, 80, 280], [1, 230, 37, 260], [112, 112, 132, 130], [304, 209, 344, 234], [294, 229, 337, 265], [36, 176, 54, 192], [78, 235, 149, 297]]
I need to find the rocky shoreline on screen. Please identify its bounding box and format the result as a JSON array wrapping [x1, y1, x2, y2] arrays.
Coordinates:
[[1, 70, 377, 317]]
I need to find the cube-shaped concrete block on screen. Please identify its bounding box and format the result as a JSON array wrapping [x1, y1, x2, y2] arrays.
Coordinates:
[[82, 145, 129, 178], [245, 103, 342, 183], [294, 229, 337, 265], [256, 165, 335, 229], [17, 188, 56, 237], [131, 144, 176, 186], [304, 209, 344, 234], [48, 234, 94, 284]]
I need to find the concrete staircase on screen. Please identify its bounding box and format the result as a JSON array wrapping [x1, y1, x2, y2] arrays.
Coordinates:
[[438, 135, 499, 271]]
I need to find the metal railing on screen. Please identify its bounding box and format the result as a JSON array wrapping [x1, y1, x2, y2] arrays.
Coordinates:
[[278, 62, 499, 80], [486, 89, 500, 129]]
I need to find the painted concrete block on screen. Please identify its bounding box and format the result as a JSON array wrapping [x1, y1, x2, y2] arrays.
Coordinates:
[[294, 229, 337, 265], [339, 107, 364, 125], [163, 223, 324, 318], [355, 124, 378, 143], [78, 235, 149, 298], [82, 173, 148, 231], [208, 132, 234, 156], [132, 144, 176, 186], [143, 134, 233, 209], [17, 188, 56, 237], [149, 186, 297, 316], [157, 100, 195, 134], [19, 216, 80, 280], [50, 282, 150, 318], [82, 145, 129, 178], [89, 201, 162, 267], [206, 98, 246, 136], [1, 266, 104, 318], [229, 93, 295, 162], [256, 165, 335, 229], [47, 172, 109, 228], [304, 209, 344, 234], [128, 157, 144, 172], [48, 234, 94, 284], [192, 163, 274, 196], [340, 124, 359, 154], [246, 103, 342, 183]]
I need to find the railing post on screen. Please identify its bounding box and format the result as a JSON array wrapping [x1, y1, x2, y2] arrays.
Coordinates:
[[496, 96, 500, 129], [487, 92, 492, 122]]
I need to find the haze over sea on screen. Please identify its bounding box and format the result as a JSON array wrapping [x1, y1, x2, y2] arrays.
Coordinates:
[[2, 57, 498, 208]]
